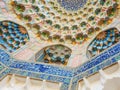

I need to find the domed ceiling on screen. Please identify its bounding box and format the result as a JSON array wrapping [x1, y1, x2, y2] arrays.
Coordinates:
[[0, 0, 120, 67], [10, 0, 119, 44], [57, 0, 88, 11]]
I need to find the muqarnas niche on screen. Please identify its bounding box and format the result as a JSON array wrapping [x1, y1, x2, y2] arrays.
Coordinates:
[[87, 28, 120, 59], [36, 44, 72, 66], [0, 20, 29, 52]]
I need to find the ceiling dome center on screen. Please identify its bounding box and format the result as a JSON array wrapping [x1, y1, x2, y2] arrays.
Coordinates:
[[57, 0, 88, 11]]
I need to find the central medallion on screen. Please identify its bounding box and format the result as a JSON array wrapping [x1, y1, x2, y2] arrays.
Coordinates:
[[57, 0, 88, 11]]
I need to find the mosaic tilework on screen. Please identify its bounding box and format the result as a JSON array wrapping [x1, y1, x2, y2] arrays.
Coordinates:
[[57, 0, 87, 11], [9, 61, 74, 77], [87, 28, 120, 58], [0, 63, 5, 71], [0, 68, 10, 80], [0, 20, 29, 52], [70, 54, 120, 90], [0, 49, 13, 66], [9, 68, 71, 84], [60, 83, 70, 90], [75, 43, 120, 75], [0, 42, 120, 90], [8, 0, 119, 45], [36, 44, 72, 65]]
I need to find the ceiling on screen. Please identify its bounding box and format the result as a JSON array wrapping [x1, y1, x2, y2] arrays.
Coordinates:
[[0, 0, 120, 67], [10, 0, 119, 44]]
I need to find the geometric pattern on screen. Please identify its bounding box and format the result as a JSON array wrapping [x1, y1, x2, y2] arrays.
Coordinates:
[[0, 41, 120, 90], [87, 28, 120, 58], [57, 0, 88, 11], [9, 0, 119, 45], [0, 20, 29, 52], [37, 44, 72, 65]]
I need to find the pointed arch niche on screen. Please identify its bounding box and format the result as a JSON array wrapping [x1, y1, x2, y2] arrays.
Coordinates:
[[0, 20, 29, 52], [35, 44, 72, 66], [87, 28, 120, 59]]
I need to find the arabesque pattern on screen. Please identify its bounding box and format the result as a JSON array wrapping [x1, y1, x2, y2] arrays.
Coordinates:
[[0, 42, 120, 90]]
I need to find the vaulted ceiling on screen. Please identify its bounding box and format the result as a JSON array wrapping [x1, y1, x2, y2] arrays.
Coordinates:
[[0, 0, 120, 67]]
